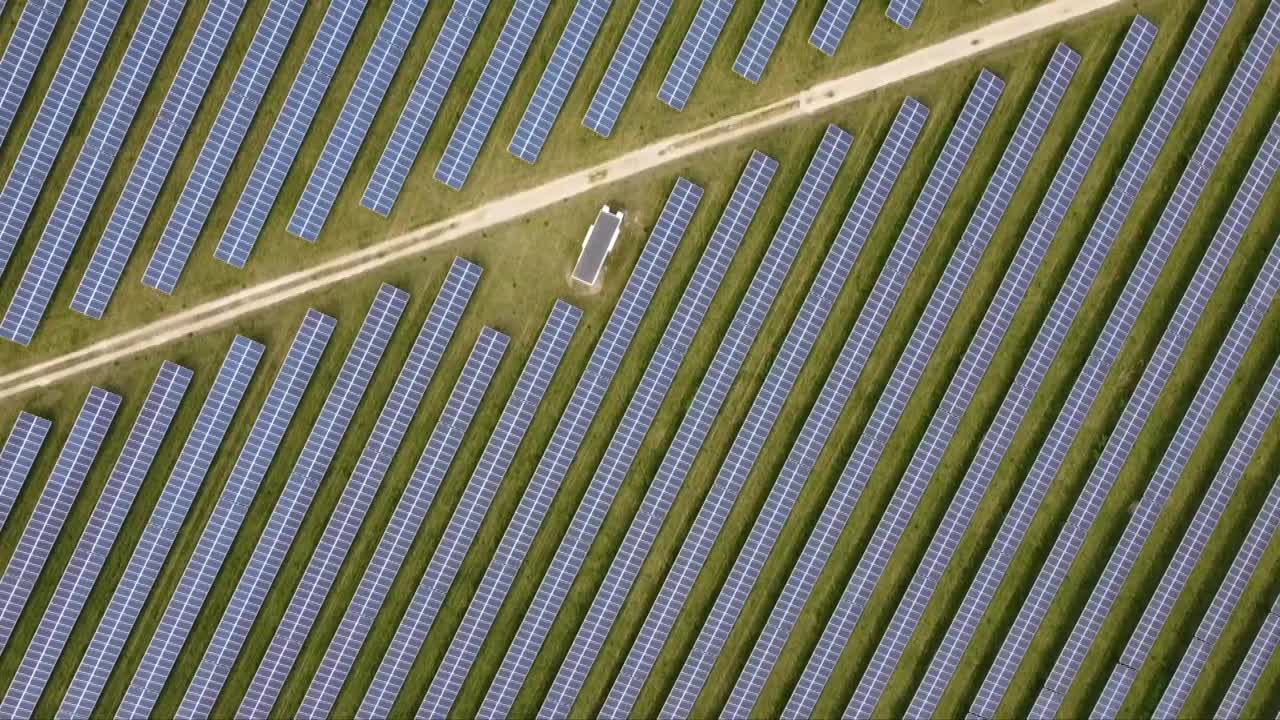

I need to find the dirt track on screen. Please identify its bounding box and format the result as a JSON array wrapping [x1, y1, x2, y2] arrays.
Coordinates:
[[0, 0, 1128, 401]]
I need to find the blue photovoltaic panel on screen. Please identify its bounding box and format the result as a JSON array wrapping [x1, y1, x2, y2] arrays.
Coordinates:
[[307, 325, 506, 717], [178, 286, 406, 720], [657, 0, 732, 111], [403, 180, 701, 720], [733, 0, 796, 84], [0, 363, 191, 720], [1217, 590, 1280, 719], [603, 123, 863, 720], [973, 5, 1254, 713], [72, 0, 250, 316], [0, 387, 120, 655], [0, 0, 187, 346], [886, 0, 921, 29], [0, 413, 51, 533], [582, 0, 671, 138], [810, 0, 861, 56], [216, 0, 369, 267], [240, 263, 480, 717], [289, 0, 439, 241], [0, 0, 127, 278], [540, 153, 778, 720], [116, 310, 334, 720], [0, 0, 63, 147], [434, 0, 550, 190], [485, 147, 769, 720], [144, 0, 304, 294], [57, 337, 263, 720], [301, 300, 578, 720], [362, 0, 490, 214], [509, 0, 611, 162], [666, 72, 1002, 720]]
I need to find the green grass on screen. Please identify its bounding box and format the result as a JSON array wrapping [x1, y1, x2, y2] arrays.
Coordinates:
[[2, 0, 1280, 719]]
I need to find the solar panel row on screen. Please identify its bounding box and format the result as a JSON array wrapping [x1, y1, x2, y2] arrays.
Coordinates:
[[810, 0, 861, 56], [734, 0, 796, 83], [145, 0, 305, 294], [0, 0, 62, 147], [0, 413, 51, 533], [117, 310, 334, 720], [300, 300, 578, 720], [604, 124, 858, 719], [0, 362, 191, 720], [57, 336, 263, 720], [241, 264, 480, 717], [0, 387, 120, 655], [0, 0, 127, 277], [363, 0, 491, 214], [582, 0, 671, 138], [483, 148, 773, 720], [510, 0, 612, 162], [1218, 586, 1280, 719], [540, 152, 780, 720], [886, 0, 922, 30], [290, 0, 438, 241], [405, 179, 701, 720], [668, 71, 1002, 720], [657, 0, 731, 111], [177, 286, 406, 719], [0, 0, 187, 346]]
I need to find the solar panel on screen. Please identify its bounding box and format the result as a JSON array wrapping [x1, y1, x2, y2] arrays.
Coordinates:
[[116, 310, 334, 720], [143, 0, 305, 294], [581, 0, 671, 138], [0, 0, 63, 149], [362, 0, 491, 214], [178, 287, 406, 719], [657, 0, 731, 111], [603, 122, 865, 719], [810, 0, 861, 56], [665, 71, 1002, 720], [886, 0, 921, 29], [973, 6, 1257, 713], [1217, 589, 1280, 719], [0, 0, 127, 278], [403, 180, 701, 720], [300, 300, 579, 720], [0, 0, 186, 346], [0, 387, 120, 655], [289, 0, 438, 241], [239, 263, 480, 717], [434, 0, 550, 190], [509, 0, 611, 162], [57, 337, 263, 720], [0, 363, 190, 719], [733, 0, 796, 84], [0, 413, 51, 533]]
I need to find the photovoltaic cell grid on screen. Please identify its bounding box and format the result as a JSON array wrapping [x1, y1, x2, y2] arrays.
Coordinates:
[[404, 180, 701, 720], [435, 0, 550, 190], [484, 148, 771, 720], [216, 0, 369, 267], [733, 0, 796, 84], [657, 0, 732, 111], [241, 265, 480, 718], [0, 0, 63, 147], [145, 0, 304, 294], [0, 0, 126, 277], [363, 0, 490, 214], [603, 124, 858, 720], [57, 337, 263, 720], [668, 72, 1001, 720], [540, 153, 780, 720], [0, 363, 191, 720], [810, 0, 861, 56], [1218, 589, 1280, 719], [886, 0, 921, 29], [509, 0, 612, 162], [0, 413, 51, 533], [972, 6, 1251, 713], [582, 0, 670, 138], [0, 0, 186, 346], [177, 287, 406, 720], [116, 310, 334, 720], [300, 300, 579, 720], [289, 0, 437, 240], [0, 387, 120, 655]]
